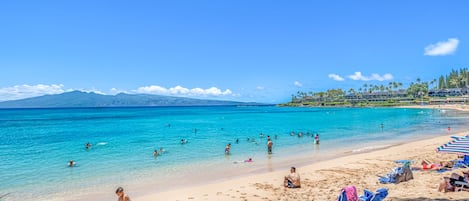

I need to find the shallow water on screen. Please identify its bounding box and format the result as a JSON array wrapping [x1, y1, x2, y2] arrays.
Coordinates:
[[0, 106, 467, 201]]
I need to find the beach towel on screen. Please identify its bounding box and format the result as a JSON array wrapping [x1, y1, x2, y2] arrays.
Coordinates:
[[359, 189, 373, 201], [359, 188, 388, 201], [338, 185, 358, 201], [372, 188, 388, 201]]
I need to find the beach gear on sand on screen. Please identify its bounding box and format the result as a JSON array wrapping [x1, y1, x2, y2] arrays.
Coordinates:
[[337, 185, 358, 201], [378, 165, 413, 184], [359, 188, 388, 201]]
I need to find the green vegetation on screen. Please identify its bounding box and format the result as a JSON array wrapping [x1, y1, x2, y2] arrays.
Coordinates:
[[284, 68, 469, 107]]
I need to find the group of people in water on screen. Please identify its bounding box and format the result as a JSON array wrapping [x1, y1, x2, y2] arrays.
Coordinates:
[[225, 131, 320, 157], [290, 131, 320, 144]]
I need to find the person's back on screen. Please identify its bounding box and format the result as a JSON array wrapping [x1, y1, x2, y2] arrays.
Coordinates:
[[284, 167, 301, 188], [267, 140, 273, 154], [116, 187, 131, 201]]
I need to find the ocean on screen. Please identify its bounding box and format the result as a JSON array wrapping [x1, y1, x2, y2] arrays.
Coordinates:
[[0, 106, 467, 201]]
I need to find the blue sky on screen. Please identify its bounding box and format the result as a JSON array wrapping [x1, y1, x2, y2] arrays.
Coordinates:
[[0, 1, 468, 103]]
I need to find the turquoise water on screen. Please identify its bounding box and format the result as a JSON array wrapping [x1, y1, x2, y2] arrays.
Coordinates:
[[0, 106, 467, 201]]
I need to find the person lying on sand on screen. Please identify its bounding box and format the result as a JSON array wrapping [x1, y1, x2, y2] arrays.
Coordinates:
[[284, 167, 301, 188], [411, 160, 453, 171]]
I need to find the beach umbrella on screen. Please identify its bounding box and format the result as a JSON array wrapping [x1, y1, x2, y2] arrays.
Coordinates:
[[437, 136, 469, 155], [437, 145, 469, 155]]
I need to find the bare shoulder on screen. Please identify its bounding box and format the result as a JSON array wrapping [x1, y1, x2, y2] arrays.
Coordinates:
[[125, 195, 131, 201]]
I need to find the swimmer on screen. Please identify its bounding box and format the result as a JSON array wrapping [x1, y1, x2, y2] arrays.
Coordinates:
[[275, 134, 278, 140], [153, 149, 159, 157], [290, 131, 295, 136], [85, 142, 92, 149], [181, 139, 187, 144], [314, 134, 320, 144], [159, 147, 164, 154], [267, 135, 271, 141], [236, 138, 239, 144], [244, 158, 253, 162], [68, 160, 76, 167], [259, 133, 264, 138], [298, 132, 302, 137]]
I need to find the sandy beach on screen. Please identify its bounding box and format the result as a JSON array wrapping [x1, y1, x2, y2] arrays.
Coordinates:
[[131, 105, 469, 201]]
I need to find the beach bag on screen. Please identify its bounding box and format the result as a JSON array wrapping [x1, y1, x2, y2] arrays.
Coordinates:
[[395, 166, 413, 184], [338, 185, 358, 201]]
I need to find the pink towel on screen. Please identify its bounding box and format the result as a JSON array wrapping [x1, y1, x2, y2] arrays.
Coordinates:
[[344, 186, 358, 201]]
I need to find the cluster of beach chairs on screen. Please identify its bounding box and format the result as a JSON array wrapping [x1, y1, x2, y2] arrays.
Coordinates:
[[336, 136, 469, 200]]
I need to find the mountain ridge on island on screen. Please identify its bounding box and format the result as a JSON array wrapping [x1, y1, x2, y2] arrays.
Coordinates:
[[0, 91, 268, 108]]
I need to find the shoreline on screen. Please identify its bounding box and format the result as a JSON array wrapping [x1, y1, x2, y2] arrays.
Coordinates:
[[128, 106, 469, 201], [397, 103, 469, 112]]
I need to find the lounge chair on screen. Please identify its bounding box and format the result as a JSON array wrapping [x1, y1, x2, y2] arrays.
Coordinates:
[[454, 181, 469, 192]]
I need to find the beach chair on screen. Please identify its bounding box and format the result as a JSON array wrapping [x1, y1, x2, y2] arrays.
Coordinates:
[[454, 181, 469, 192], [338, 185, 358, 201]]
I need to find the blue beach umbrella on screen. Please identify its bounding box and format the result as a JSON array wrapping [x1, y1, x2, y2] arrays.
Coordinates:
[[437, 136, 469, 155]]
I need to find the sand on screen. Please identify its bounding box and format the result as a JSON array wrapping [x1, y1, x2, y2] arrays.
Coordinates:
[[133, 105, 469, 201]]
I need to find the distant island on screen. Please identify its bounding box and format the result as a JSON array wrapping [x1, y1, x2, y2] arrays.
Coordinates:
[[0, 91, 267, 108], [282, 68, 469, 107]]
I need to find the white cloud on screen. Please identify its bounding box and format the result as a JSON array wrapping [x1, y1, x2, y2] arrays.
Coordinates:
[[0, 84, 66, 101], [328, 74, 345, 81], [424, 38, 459, 56], [135, 85, 233, 97], [294, 81, 303, 87], [256, 86, 265, 90], [109, 88, 128, 95], [348, 72, 393, 81]]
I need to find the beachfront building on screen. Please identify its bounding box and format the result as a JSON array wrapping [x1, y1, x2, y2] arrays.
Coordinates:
[[428, 88, 469, 97]]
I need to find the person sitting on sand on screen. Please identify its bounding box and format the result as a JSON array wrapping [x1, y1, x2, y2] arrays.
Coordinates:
[[284, 167, 301, 188], [283, 167, 301, 188], [438, 171, 468, 192], [115, 187, 131, 201]]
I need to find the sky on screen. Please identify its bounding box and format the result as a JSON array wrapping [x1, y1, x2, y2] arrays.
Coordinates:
[[0, 0, 468, 103]]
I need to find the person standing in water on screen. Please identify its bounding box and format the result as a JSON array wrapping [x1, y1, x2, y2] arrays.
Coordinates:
[[225, 143, 231, 154], [314, 133, 320, 144], [115, 187, 131, 201], [267, 139, 273, 154]]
